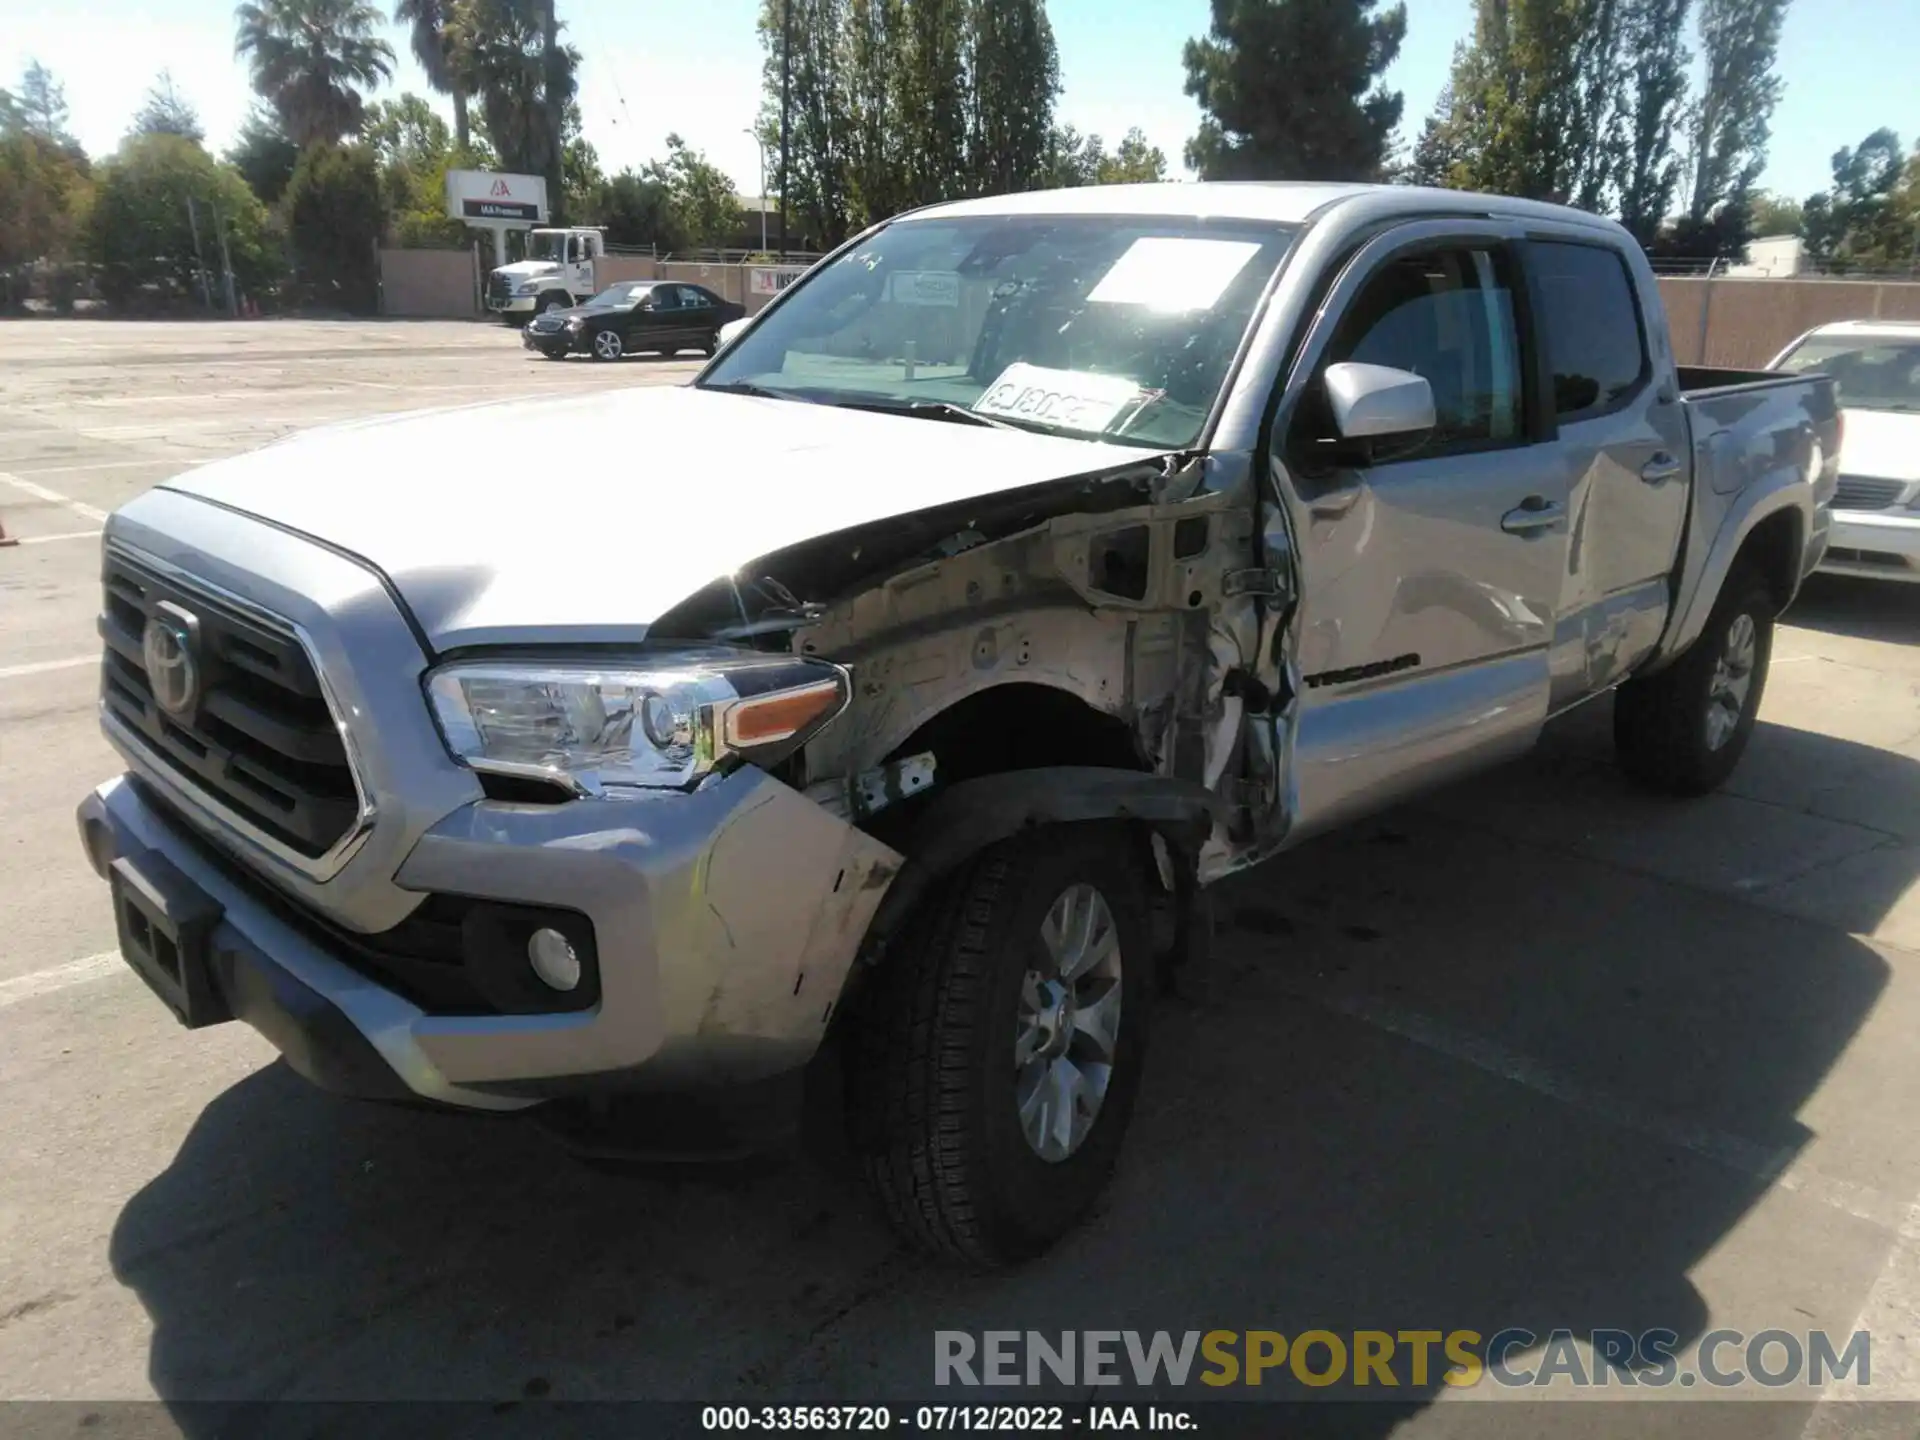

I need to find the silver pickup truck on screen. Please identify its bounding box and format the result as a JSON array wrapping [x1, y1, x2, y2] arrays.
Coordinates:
[[78, 182, 1838, 1267]]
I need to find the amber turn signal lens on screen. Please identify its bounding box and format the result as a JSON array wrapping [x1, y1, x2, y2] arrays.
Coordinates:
[[724, 679, 846, 748]]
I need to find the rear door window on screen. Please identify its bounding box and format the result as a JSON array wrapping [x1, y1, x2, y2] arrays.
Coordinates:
[[1527, 241, 1649, 420]]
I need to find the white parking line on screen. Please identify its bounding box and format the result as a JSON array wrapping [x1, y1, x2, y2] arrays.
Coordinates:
[[18, 530, 103, 546], [0, 470, 109, 522], [0, 952, 122, 1010], [0, 655, 98, 680], [5, 457, 195, 477]]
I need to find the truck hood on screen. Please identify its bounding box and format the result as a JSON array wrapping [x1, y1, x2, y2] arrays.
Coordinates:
[[161, 384, 1167, 651], [492, 261, 562, 279], [1839, 408, 1920, 483]]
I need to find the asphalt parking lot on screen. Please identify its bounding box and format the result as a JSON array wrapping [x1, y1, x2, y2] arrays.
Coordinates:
[[2, 318, 1918, 1436]]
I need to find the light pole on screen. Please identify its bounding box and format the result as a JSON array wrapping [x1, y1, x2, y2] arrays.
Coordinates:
[[743, 127, 768, 254]]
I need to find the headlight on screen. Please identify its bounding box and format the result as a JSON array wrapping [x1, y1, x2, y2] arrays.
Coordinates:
[[426, 652, 849, 796], [515, 281, 541, 296], [566, 315, 585, 330]]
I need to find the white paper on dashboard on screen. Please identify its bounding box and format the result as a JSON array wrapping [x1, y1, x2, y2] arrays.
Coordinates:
[[888, 270, 962, 306], [1087, 237, 1263, 311], [971, 363, 1145, 433]]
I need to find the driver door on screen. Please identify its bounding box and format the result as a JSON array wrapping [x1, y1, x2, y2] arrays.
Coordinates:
[[1278, 230, 1579, 839]]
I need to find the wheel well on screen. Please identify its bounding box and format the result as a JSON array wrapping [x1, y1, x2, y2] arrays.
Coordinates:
[[885, 683, 1147, 787], [1736, 509, 1801, 614]]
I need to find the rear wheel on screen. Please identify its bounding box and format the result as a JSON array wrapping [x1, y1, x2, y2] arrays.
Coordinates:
[[847, 824, 1151, 1268], [1614, 566, 1775, 796], [591, 329, 624, 362]]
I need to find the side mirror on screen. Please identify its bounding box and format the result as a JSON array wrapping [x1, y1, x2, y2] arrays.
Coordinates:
[[717, 316, 752, 350], [1324, 362, 1436, 441]]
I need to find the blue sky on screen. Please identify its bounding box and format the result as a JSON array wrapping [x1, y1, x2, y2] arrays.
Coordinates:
[[4, 0, 1912, 208]]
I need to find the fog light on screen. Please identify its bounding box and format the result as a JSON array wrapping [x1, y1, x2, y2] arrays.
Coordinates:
[[527, 927, 581, 991]]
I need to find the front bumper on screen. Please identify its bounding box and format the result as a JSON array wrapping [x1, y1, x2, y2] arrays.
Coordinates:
[[1819, 510, 1920, 583], [521, 325, 580, 355], [78, 768, 903, 1111], [488, 295, 539, 315]]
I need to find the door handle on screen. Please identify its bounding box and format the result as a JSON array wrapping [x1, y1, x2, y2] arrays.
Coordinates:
[[1640, 452, 1683, 485], [1501, 498, 1565, 536]]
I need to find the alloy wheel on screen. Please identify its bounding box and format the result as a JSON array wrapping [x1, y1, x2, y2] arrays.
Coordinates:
[[1705, 611, 1757, 751], [1013, 883, 1123, 1163]]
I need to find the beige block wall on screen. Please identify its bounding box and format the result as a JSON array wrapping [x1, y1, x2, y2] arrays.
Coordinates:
[[378, 247, 480, 318], [1658, 277, 1920, 368]]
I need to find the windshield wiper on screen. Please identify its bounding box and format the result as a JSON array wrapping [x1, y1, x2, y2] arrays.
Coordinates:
[[703, 380, 808, 403], [824, 396, 1023, 430]]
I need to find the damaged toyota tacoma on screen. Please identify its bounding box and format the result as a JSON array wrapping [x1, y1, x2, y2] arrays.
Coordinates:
[[78, 183, 1839, 1267]]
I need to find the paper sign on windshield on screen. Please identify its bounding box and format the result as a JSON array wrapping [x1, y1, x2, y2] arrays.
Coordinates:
[[973, 363, 1143, 433], [1087, 237, 1263, 312], [889, 270, 961, 307]]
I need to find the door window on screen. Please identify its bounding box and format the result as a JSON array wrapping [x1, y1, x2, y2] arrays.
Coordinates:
[[677, 286, 712, 309], [1527, 241, 1648, 419], [650, 287, 681, 311], [1314, 246, 1525, 460]]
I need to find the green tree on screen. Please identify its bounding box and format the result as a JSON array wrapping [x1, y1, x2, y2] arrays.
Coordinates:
[[133, 71, 206, 146], [0, 132, 92, 308], [13, 62, 75, 146], [1615, 0, 1691, 242], [1422, 0, 1621, 204], [1097, 128, 1169, 185], [1044, 123, 1104, 187], [1748, 190, 1802, 237], [1683, 0, 1789, 226], [1184, 0, 1405, 181], [1802, 130, 1912, 270], [562, 116, 603, 223], [86, 133, 280, 309], [450, 0, 577, 217], [900, 0, 968, 207], [966, 0, 1061, 194], [598, 168, 685, 251], [645, 134, 742, 250], [234, 0, 396, 147], [755, 0, 854, 247], [393, 0, 472, 151], [363, 93, 470, 244], [225, 107, 301, 205], [284, 142, 385, 309], [843, 0, 913, 223]]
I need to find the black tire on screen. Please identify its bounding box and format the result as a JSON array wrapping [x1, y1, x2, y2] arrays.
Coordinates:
[[537, 292, 570, 315], [847, 824, 1152, 1268], [1614, 565, 1775, 796]]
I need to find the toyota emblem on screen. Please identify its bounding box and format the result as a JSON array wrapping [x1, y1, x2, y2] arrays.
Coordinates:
[[142, 611, 200, 717]]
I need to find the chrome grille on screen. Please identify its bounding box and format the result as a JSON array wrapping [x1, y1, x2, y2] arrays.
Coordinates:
[[1833, 475, 1909, 511], [99, 551, 363, 862], [486, 272, 512, 308]]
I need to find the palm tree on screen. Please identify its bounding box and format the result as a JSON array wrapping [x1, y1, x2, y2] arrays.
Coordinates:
[[234, 0, 395, 148], [394, 0, 471, 152]]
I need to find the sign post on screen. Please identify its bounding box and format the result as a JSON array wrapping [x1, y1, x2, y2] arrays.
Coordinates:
[[445, 171, 550, 266]]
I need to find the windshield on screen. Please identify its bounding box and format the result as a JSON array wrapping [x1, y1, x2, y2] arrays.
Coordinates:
[[589, 282, 649, 307], [527, 232, 566, 262], [1776, 336, 1920, 413], [700, 214, 1300, 448]]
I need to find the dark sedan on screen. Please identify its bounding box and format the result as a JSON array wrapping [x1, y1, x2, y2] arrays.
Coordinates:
[[522, 281, 746, 361]]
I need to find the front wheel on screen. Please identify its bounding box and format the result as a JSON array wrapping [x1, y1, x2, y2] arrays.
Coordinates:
[[590, 329, 624, 362], [1614, 566, 1775, 796], [847, 824, 1151, 1268]]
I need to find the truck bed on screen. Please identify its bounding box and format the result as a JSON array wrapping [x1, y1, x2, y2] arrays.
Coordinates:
[[1677, 364, 1812, 395]]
